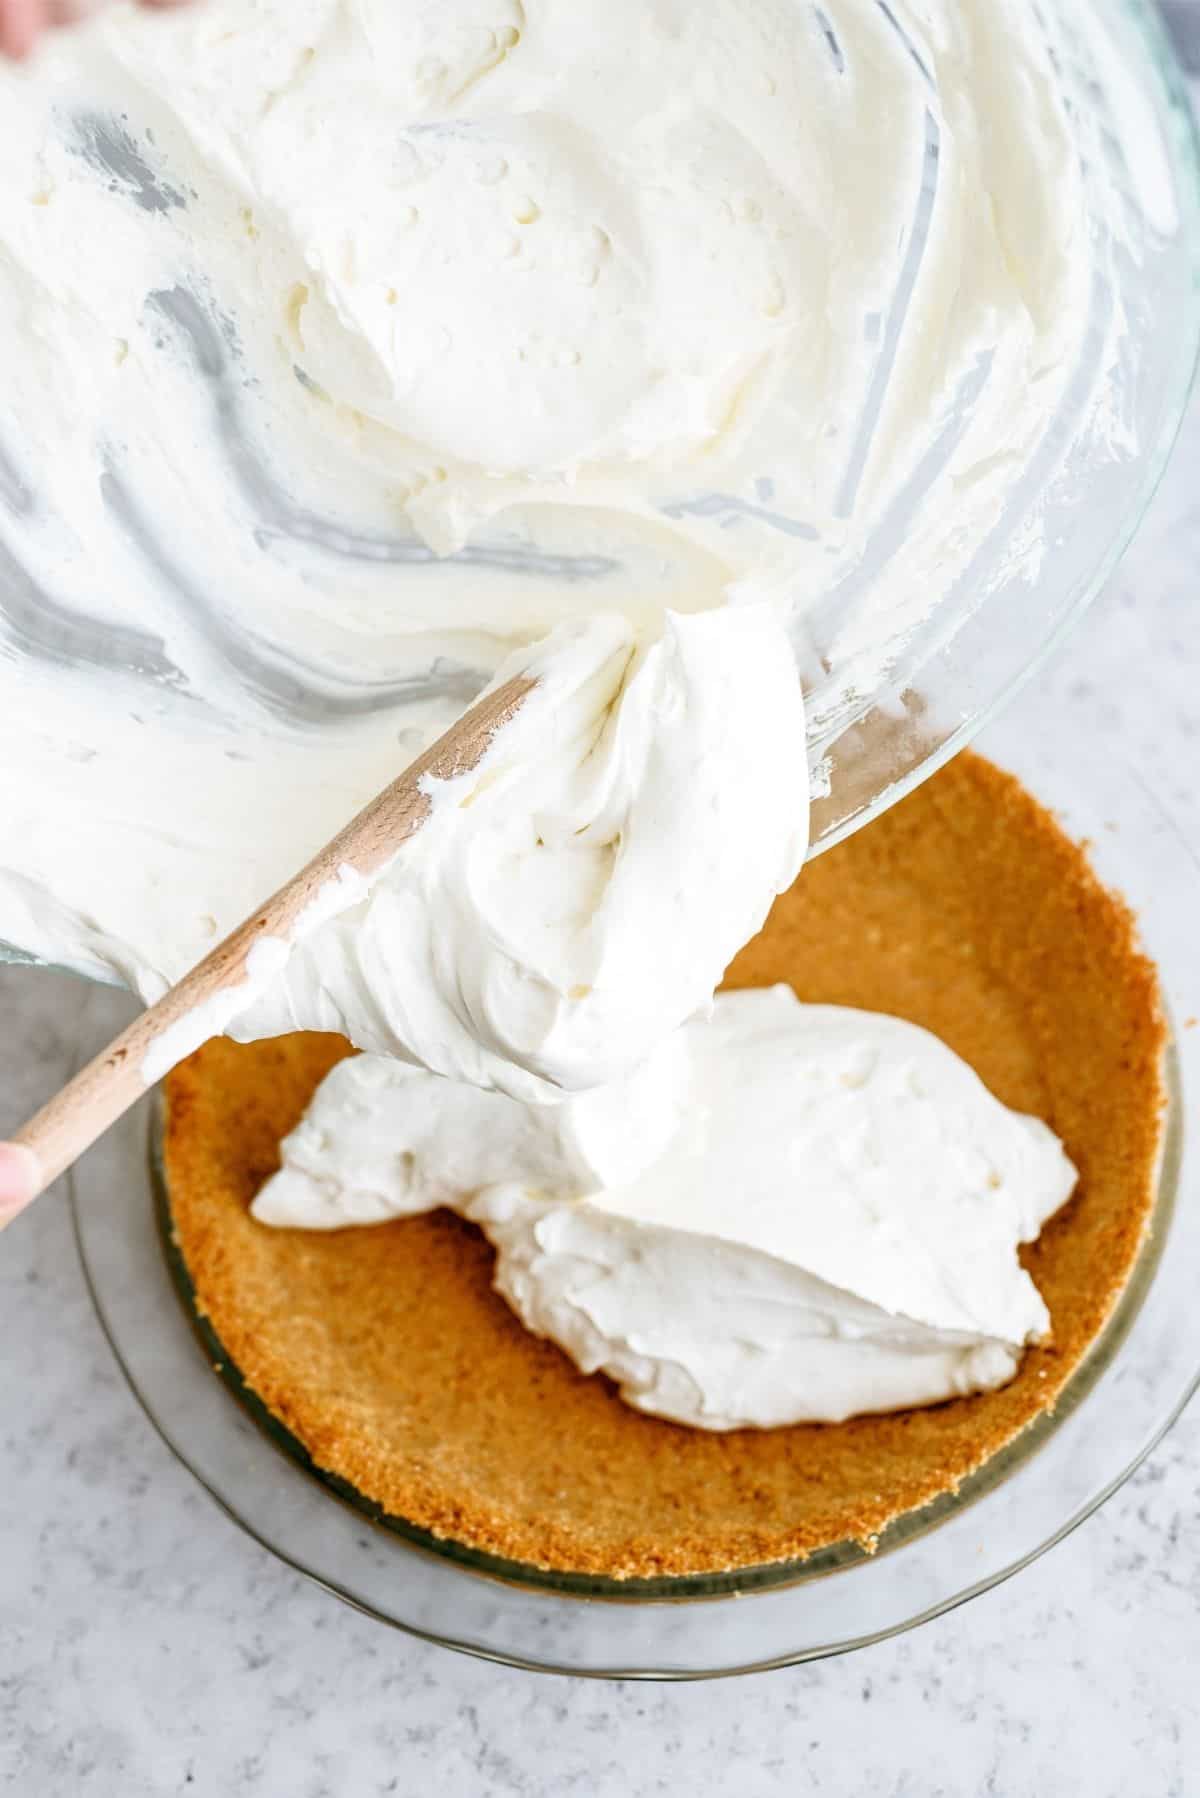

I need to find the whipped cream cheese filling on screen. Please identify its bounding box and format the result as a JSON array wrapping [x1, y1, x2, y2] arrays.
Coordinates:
[[0, 0, 1121, 1087], [255, 987, 1078, 1428], [231, 603, 808, 1100]]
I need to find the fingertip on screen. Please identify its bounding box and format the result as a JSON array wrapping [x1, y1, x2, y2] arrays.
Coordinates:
[[0, 1142, 41, 1222], [0, 0, 46, 60]]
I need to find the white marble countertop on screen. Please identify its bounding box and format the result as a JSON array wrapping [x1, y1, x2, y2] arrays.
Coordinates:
[[4, 278, 1200, 1798]]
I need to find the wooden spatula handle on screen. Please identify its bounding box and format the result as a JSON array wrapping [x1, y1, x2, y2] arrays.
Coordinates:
[[9, 673, 534, 1204]]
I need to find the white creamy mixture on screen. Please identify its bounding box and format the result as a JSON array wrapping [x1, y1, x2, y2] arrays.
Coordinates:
[[0, 0, 1103, 1039], [256, 989, 1077, 1428], [0, 0, 1108, 1420]]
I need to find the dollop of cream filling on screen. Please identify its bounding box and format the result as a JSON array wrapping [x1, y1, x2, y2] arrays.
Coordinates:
[[230, 603, 808, 1100], [255, 986, 1078, 1428]]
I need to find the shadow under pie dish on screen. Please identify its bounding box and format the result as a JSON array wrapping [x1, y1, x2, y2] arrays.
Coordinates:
[[159, 752, 1167, 1585]]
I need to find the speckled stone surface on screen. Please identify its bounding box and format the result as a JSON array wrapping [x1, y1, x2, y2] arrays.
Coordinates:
[[4, 221, 1200, 1798]]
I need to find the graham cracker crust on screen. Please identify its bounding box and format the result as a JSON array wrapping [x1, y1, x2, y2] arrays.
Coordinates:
[[162, 753, 1167, 1580]]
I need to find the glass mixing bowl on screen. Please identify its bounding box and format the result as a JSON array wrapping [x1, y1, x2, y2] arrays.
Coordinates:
[[67, 708, 1200, 1676], [801, 0, 1200, 850], [1, 0, 1199, 980]]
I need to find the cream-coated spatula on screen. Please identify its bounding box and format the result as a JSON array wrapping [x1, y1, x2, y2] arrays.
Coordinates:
[[0, 673, 534, 1226]]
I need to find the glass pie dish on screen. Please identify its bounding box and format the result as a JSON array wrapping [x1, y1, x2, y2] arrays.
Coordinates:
[[68, 707, 1200, 1677]]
